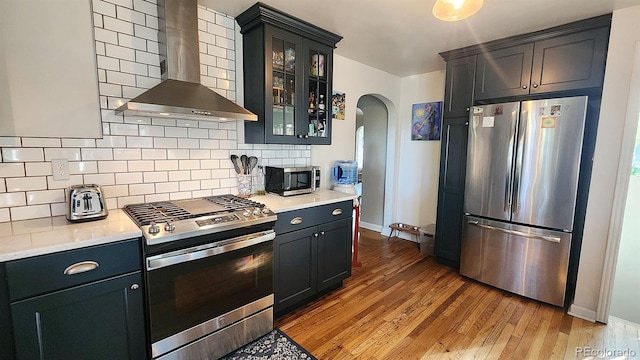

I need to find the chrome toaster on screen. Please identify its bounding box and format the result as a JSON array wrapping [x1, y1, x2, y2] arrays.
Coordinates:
[[65, 184, 108, 222]]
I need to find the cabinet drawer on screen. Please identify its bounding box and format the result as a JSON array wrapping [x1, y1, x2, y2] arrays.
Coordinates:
[[274, 200, 352, 234], [6, 239, 141, 302]]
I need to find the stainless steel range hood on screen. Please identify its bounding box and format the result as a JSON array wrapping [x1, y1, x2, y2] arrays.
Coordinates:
[[115, 0, 256, 122]]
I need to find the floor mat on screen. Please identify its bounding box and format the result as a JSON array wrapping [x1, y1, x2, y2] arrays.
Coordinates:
[[220, 328, 317, 360]]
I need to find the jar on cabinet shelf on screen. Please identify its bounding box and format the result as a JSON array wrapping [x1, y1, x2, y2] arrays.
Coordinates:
[[237, 3, 342, 145]]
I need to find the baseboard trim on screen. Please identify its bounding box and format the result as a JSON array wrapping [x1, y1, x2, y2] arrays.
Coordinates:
[[360, 222, 382, 233], [609, 315, 640, 328], [568, 304, 597, 322]]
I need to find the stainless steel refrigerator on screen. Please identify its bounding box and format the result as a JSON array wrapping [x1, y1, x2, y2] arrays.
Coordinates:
[[460, 96, 588, 307]]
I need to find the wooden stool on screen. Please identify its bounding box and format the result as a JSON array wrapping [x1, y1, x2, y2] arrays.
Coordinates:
[[388, 222, 421, 243]]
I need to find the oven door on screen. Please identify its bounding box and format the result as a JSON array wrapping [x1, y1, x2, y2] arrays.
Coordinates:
[[146, 230, 274, 358]]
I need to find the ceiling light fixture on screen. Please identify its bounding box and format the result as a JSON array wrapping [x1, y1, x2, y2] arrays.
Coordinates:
[[432, 0, 483, 21]]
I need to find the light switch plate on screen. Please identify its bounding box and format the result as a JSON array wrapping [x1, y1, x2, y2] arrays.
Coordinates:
[[51, 159, 69, 180]]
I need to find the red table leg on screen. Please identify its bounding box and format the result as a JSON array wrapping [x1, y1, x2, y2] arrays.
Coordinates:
[[352, 203, 362, 267]]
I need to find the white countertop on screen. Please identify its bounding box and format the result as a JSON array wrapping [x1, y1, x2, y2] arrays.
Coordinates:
[[0, 209, 142, 262], [0, 190, 355, 262], [252, 190, 357, 213]]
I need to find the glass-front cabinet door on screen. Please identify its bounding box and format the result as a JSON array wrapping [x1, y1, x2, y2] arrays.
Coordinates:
[[267, 28, 302, 144], [304, 40, 333, 144]]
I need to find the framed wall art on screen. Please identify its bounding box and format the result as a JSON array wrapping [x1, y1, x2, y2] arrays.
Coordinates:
[[411, 101, 442, 141]]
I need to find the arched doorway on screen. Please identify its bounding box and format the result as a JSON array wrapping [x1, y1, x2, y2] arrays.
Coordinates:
[[356, 95, 388, 230]]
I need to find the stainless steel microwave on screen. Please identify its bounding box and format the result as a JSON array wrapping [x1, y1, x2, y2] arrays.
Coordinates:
[[265, 166, 320, 196]]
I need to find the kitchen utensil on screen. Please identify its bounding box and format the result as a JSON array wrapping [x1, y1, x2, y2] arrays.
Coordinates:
[[65, 184, 108, 222], [241, 155, 249, 174], [230, 155, 242, 174], [248, 156, 258, 174]]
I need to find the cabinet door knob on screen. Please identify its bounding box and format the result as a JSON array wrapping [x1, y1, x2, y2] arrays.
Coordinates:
[[466, 107, 470, 112], [320, 231, 325, 236], [313, 233, 319, 237], [522, 85, 528, 89], [532, 83, 539, 89], [304, 135, 309, 138], [297, 134, 303, 138], [131, 284, 139, 290]]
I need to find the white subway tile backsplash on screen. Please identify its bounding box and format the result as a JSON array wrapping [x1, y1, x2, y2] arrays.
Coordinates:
[[0, 193, 26, 208], [113, 148, 142, 160], [128, 160, 154, 172], [165, 127, 188, 138], [139, 125, 164, 137], [189, 150, 211, 160], [0, 137, 21, 147], [211, 169, 230, 178], [215, 36, 234, 50], [107, 70, 137, 87], [179, 160, 200, 170], [50, 203, 67, 217], [148, 65, 161, 78], [0, 163, 25, 177], [2, 148, 44, 162], [126, 136, 153, 148], [120, 59, 148, 75], [146, 14, 158, 30], [116, 6, 145, 26], [219, 140, 237, 149], [155, 160, 179, 171], [104, 15, 134, 35], [153, 137, 178, 149], [198, 121, 219, 130], [98, 160, 128, 173], [69, 161, 99, 174], [191, 170, 211, 180], [45, 148, 81, 161], [117, 195, 145, 208], [155, 182, 179, 193], [93, 0, 116, 17], [176, 120, 200, 128], [200, 160, 220, 169], [82, 148, 113, 161], [110, 123, 139, 136], [25, 163, 52, 177], [176, 139, 199, 150], [22, 138, 61, 148], [143, 171, 168, 183], [95, 41, 106, 56], [26, 190, 64, 205], [199, 140, 220, 149], [168, 171, 190, 182], [62, 139, 96, 148], [145, 193, 169, 202], [46, 175, 84, 190], [96, 135, 127, 148], [219, 177, 236, 188], [102, 184, 129, 197], [208, 130, 227, 139], [129, 183, 155, 195], [133, 0, 157, 16], [106, 197, 118, 210], [179, 181, 200, 192], [136, 75, 159, 89], [192, 189, 213, 198], [11, 205, 51, 221], [188, 128, 209, 139], [167, 149, 190, 160], [151, 118, 176, 127], [215, 13, 235, 29], [124, 116, 151, 125], [98, 55, 121, 71], [142, 149, 166, 160], [122, 86, 145, 99], [0, 209, 9, 223], [200, 179, 220, 189], [99, 83, 123, 97], [133, 23, 157, 41], [6, 177, 47, 192], [115, 172, 142, 184], [205, 22, 227, 37], [200, 76, 216, 88], [95, 27, 119, 46], [105, 43, 136, 61]]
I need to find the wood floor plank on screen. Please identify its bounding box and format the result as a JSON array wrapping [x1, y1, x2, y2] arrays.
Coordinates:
[[274, 229, 640, 360]]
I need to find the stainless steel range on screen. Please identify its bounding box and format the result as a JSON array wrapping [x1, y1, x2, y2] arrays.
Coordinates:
[[123, 195, 277, 360]]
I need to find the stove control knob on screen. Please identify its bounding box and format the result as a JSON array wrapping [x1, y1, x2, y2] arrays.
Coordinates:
[[164, 222, 175, 232], [148, 222, 160, 235], [262, 207, 271, 215], [253, 208, 261, 216], [243, 211, 251, 218]]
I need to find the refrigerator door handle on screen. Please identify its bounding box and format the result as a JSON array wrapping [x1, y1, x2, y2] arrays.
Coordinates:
[[467, 221, 561, 243], [504, 110, 518, 213], [512, 110, 528, 215]]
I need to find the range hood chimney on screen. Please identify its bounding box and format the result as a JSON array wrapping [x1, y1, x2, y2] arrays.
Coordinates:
[[115, 0, 257, 121]]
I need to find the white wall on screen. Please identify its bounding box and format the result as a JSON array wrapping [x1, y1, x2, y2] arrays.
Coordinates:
[[610, 175, 640, 324], [396, 72, 445, 229], [571, 4, 640, 319], [313, 56, 445, 236]]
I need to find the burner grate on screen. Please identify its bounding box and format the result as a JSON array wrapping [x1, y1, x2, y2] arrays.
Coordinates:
[[123, 195, 263, 227]]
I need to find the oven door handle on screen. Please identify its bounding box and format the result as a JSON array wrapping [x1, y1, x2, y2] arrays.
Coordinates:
[[146, 230, 275, 271]]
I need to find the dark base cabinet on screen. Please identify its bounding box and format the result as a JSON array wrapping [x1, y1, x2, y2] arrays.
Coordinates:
[[11, 272, 146, 360], [273, 201, 353, 316], [2, 239, 146, 360]]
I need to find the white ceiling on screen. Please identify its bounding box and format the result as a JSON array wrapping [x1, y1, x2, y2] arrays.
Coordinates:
[[202, 0, 640, 77]]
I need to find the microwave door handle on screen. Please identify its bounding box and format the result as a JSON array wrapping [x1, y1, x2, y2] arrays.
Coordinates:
[[146, 230, 275, 271]]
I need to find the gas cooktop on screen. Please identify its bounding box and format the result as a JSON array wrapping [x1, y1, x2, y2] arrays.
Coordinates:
[[123, 195, 276, 245]]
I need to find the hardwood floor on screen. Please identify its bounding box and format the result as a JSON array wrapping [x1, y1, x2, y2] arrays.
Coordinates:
[[275, 229, 640, 359]]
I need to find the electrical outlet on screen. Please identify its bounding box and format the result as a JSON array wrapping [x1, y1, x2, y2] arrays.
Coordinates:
[[51, 159, 69, 181]]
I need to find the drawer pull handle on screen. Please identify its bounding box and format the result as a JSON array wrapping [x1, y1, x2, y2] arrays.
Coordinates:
[[290, 217, 303, 225], [63, 261, 99, 275], [332, 209, 342, 216]]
